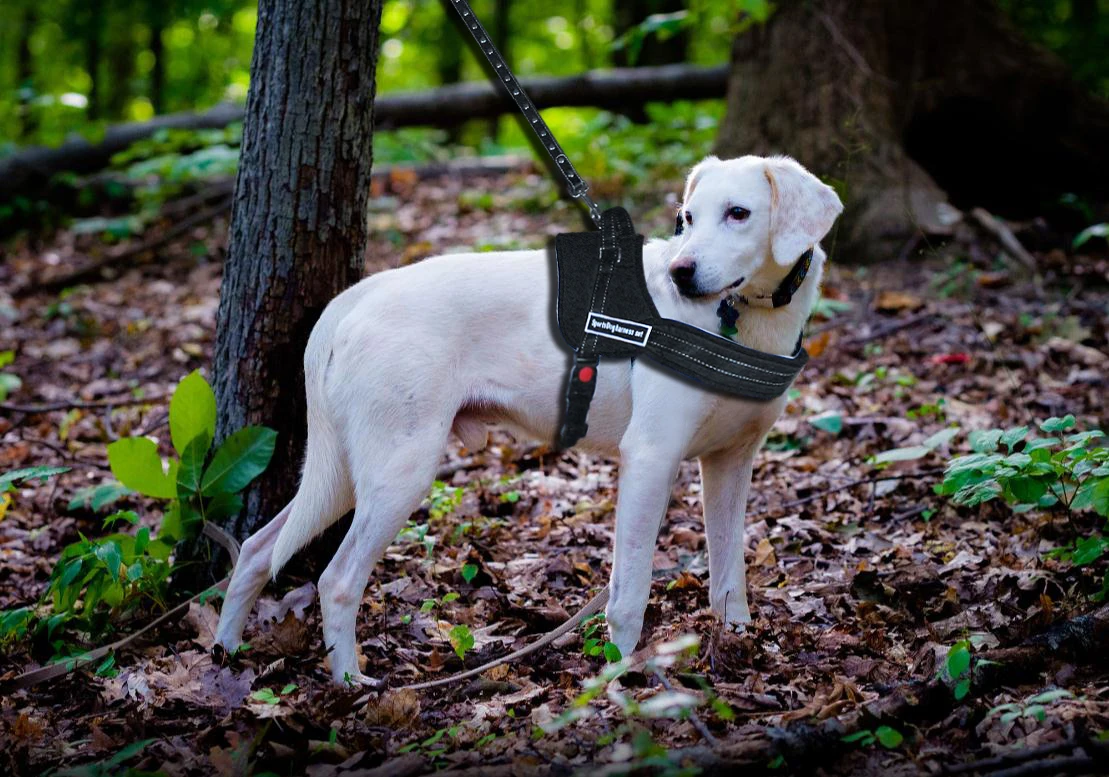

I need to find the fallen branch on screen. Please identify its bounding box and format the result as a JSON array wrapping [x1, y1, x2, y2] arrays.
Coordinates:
[[28, 194, 233, 295], [969, 208, 1038, 272], [1, 392, 169, 414], [841, 311, 936, 347], [1, 64, 728, 199]]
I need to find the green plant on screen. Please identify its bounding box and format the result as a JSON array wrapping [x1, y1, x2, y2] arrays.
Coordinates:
[[988, 689, 1074, 725], [0, 371, 276, 650], [940, 639, 974, 700], [842, 725, 904, 749], [936, 417, 1108, 589], [0, 349, 20, 401], [52, 738, 156, 777], [581, 613, 623, 663]]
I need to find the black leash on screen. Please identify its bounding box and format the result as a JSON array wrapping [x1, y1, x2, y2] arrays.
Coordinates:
[[446, 0, 602, 228], [445, 0, 812, 448]]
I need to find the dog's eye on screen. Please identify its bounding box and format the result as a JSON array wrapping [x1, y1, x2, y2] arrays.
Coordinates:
[[684, 210, 693, 225], [726, 206, 750, 222]]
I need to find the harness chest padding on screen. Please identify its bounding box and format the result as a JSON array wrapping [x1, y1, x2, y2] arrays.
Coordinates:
[[553, 207, 809, 448]]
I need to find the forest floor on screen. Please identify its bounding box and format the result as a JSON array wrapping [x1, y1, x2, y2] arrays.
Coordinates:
[[1, 165, 1107, 777]]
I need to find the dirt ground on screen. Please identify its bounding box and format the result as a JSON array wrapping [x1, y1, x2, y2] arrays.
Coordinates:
[[1, 167, 1107, 776]]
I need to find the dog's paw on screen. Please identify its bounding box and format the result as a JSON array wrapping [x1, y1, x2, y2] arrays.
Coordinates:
[[334, 671, 384, 690]]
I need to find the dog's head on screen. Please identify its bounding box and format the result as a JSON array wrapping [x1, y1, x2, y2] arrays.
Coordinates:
[[669, 155, 843, 300]]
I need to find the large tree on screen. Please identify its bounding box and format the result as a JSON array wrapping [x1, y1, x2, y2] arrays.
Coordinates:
[[715, 0, 1109, 258], [213, 0, 384, 539]]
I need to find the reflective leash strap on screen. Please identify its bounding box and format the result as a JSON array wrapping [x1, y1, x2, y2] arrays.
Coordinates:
[[445, 0, 603, 228]]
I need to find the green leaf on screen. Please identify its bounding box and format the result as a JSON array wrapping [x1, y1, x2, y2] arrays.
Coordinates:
[[169, 370, 217, 456], [1027, 689, 1073, 705], [968, 429, 1002, 453], [954, 678, 971, 700], [1040, 415, 1076, 433], [201, 426, 277, 496], [841, 730, 874, 745], [1073, 222, 1108, 249], [205, 492, 244, 523], [0, 466, 70, 492], [177, 431, 211, 496], [460, 563, 479, 584], [448, 624, 475, 661], [251, 688, 281, 705], [947, 641, 971, 680], [1072, 535, 1109, 566], [875, 726, 903, 748], [108, 437, 178, 498], [1000, 426, 1030, 450], [94, 541, 123, 578], [810, 412, 843, 435], [1007, 477, 1047, 504], [68, 482, 133, 512], [603, 642, 623, 663]]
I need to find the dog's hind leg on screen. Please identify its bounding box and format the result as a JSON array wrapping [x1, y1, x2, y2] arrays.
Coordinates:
[[317, 428, 448, 686], [214, 501, 293, 650]]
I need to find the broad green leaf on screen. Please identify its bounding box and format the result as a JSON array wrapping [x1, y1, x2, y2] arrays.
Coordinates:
[[1000, 426, 1029, 450], [968, 429, 1002, 453], [201, 426, 277, 496], [875, 726, 903, 748], [954, 678, 971, 700], [95, 540, 123, 578], [1027, 689, 1073, 705], [810, 412, 843, 435], [1007, 477, 1047, 504], [68, 482, 134, 513], [947, 641, 971, 680], [1072, 535, 1109, 566], [603, 642, 623, 663], [461, 563, 479, 584], [1039, 415, 1076, 433], [169, 370, 217, 457], [448, 624, 475, 660], [108, 438, 177, 499], [177, 432, 211, 496], [205, 492, 244, 523]]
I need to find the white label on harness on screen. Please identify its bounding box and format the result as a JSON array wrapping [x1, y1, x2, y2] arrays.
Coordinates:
[[585, 312, 652, 347]]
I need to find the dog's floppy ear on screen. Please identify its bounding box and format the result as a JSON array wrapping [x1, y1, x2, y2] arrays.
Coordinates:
[[682, 155, 720, 205], [764, 156, 843, 266]]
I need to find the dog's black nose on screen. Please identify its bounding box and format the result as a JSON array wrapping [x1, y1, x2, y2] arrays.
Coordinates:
[[670, 260, 697, 292]]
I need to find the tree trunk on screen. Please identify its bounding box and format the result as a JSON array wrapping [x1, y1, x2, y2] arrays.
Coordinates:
[[714, 0, 1109, 259], [148, 9, 166, 115], [212, 0, 384, 541], [16, 7, 36, 139], [84, 0, 104, 121], [486, 0, 511, 140]]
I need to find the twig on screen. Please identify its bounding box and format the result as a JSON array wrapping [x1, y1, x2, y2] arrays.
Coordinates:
[[841, 312, 935, 347], [1, 393, 168, 414], [756, 468, 944, 515], [990, 754, 1095, 777], [22, 436, 112, 471], [653, 668, 718, 746], [24, 195, 233, 296], [942, 740, 1079, 775], [969, 207, 1038, 272]]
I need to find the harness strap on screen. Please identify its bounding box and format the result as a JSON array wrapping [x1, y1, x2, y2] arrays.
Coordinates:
[[446, 0, 602, 228]]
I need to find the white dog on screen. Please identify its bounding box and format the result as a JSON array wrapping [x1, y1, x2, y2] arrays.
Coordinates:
[[213, 154, 843, 685]]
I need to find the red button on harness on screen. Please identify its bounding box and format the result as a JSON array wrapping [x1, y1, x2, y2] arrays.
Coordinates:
[[578, 366, 595, 382]]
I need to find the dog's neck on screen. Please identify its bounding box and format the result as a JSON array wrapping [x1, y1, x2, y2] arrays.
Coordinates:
[[643, 236, 823, 356]]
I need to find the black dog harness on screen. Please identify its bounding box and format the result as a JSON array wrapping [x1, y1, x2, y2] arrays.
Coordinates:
[[448, 0, 811, 448]]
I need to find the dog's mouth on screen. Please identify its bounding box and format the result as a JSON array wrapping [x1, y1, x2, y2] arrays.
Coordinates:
[[675, 276, 746, 300]]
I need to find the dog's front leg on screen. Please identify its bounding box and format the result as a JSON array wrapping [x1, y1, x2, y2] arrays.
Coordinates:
[[605, 375, 702, 658], [699, 446, 756, 629], [605, 439, 683, 658]]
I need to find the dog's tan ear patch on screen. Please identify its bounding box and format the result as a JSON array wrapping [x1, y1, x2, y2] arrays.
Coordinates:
[[682, 155, 721, 206], [764, 156, 843, 266]]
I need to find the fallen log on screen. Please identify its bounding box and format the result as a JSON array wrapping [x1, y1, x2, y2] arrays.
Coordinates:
[[0, 64, 728, 200]]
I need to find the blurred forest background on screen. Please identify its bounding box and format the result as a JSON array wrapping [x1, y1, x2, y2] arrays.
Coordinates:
[[1, 2, 1108, 775]]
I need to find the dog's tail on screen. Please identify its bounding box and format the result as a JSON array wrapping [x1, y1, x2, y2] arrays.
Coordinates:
[[268, 290, 361, 578]]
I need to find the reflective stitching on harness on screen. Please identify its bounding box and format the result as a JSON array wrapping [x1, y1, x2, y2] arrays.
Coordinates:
[[653, 330, 798, 378], [649, 341, 788, 387]]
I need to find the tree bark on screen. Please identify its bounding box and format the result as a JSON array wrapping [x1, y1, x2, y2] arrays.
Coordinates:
[[212, 0, 384, 539], [16, 6, 36, 139], [613, 0, 688, 68], [714, 0, 1109, 259], [84, 0, 104, 121]]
